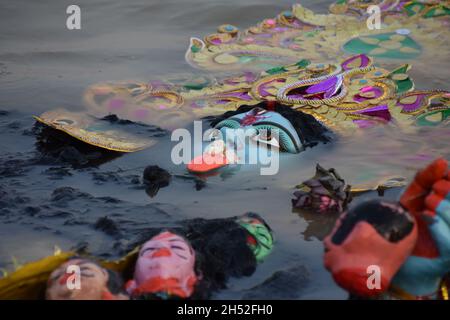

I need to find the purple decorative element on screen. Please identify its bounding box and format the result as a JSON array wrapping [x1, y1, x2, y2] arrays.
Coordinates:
[[259, 85, 271, 97], [210, 38, 222, 45], [354, 104, 392, 122], [244, 72, 257, 83], [306, 76, 338, 94], [353, 86, 383, 102], [303, 75, 342, 98], [396, 94, 426, 113], [108, 99, 125, 111], [273, 27, 289, 32], [259, 33, 273, 38], [190, 101, 204, 109], [327, 75, 343, 98], [341, 54, 370, 71]]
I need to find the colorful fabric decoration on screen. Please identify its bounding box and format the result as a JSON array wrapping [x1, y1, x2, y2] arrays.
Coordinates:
[[36, 2, 449, 154]]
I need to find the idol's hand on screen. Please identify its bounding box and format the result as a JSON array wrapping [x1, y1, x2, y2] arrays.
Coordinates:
[[400, 158, 448, 217], [392, 160, 450, 297], [424, 176, 450, 269], [400, 158, 448, 257]]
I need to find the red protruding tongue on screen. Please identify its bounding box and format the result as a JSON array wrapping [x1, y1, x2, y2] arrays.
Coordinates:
[[187, 153, 229, 173], [247, 235, 257, 246]]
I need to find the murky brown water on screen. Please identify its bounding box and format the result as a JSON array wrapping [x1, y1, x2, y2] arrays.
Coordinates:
[[0, 0, 449, 299]]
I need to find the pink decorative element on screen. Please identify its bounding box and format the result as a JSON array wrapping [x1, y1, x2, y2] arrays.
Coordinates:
[[108, 99, 125, 111], [353, 119, 377, 129], [134, 109, 149, 119], [353, 86, 383, 102], [266, 19, 276, 26]]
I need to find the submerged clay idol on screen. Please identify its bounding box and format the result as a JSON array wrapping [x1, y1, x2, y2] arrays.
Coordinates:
[[46, 258, 128, 300], [324, 200, 418, 297], [325, 158, 450, 300], [126, 231, 198, 299]]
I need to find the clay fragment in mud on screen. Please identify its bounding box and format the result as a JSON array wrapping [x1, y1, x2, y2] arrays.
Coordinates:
[[143, 165, 172, 197], [94, 216, 120, 236], [242, 265, 310, 299]]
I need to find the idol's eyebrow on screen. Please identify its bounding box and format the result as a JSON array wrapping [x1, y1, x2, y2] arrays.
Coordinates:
[[80, 266, 95, 271], [78, 262, 92, 268], [259, 233, 269, 242], [140, 247, 156, 256], [169, 238, 185, 243]]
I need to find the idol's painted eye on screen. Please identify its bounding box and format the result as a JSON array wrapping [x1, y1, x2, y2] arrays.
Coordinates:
[[50, 270, 65, 282], [258, 132, 272, 141], [140, 247, 157, 256], [80, 266, 96, 278], [170, 244, 189, 260]]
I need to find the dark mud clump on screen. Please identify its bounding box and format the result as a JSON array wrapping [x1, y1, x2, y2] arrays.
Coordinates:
[[34, 124, 122, 168], [101, 114, 167, 138], [143, 165, 172, 197], [94, 216, 121, 237], [242, 265, 311, 299]]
